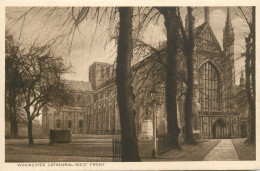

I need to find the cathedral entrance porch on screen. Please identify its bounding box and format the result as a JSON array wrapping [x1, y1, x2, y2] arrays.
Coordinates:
[[212, 118, 228, 139], [199, 114, 241, 139]]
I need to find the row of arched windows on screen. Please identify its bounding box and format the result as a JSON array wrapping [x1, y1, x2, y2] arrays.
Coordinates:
[[55, 119, 83, 129], [100, 66, 115, 79]]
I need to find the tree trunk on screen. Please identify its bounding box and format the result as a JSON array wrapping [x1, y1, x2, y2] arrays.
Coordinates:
[[8, 88, 18, 138], [244, 7, 255, 145], [184, 50, 195, 144], [184, 7, 196, 144], [245, 46, 255, 145], [251, 7, 255, 101], [26, 105, 34, 145], [162, 8, 181, 149], [28, 117, 34, 145], [8, 89, 13, 137], [10, 89, 18, 138], [116, 7, 140, 161]]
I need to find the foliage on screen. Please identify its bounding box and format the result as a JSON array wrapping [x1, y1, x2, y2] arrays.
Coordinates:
[[5, 32, 22, 137], [18, 45, 72, 117], [6, 33, 73, 144], [238, 7, 255, 145]]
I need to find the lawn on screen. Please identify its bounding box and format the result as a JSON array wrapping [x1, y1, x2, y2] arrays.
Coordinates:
[[142, 139, 221, 161], [8, 138, 252, 162], [5, 139, 154, 162], [231, 138, 256, 160]]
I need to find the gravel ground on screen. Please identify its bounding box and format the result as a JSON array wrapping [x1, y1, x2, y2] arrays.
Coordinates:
[[231, 138, 256, 160]]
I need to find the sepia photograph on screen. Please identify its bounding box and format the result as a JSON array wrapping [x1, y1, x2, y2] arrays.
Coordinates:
[[5, 6, 256, 164]]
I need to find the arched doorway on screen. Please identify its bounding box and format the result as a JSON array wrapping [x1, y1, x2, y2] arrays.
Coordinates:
[[240, 122, 247, 138], [212, 118, 227, 139]]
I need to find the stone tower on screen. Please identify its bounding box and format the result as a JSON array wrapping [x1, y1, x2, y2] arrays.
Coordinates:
[[185, 8, 195, 33], [223, 7, 235, 110], [204, 7, 210, 23], [223, 7, 235, 59], [89, 62, 110, 90]]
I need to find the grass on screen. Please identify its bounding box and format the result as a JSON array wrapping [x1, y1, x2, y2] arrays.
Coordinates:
[[8, 138, 252, 162], [142, 139, 221, 161], [231, 138, 256, 160], [6, 139, 153, 162]]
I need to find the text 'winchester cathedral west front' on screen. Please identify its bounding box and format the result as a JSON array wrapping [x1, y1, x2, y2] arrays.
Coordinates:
[[6, 6, 255, 163]]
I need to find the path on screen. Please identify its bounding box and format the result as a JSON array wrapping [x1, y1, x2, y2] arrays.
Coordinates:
[[204, 139, 239, 161]]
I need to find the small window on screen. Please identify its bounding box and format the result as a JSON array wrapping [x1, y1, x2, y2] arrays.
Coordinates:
[[68, 120, 72, 128], [79, 120, 83, 128], [233, 124, 236, 132], [77, 95, 81, 102], [56, 119, 61, 128], [203, 123, 207, 134]]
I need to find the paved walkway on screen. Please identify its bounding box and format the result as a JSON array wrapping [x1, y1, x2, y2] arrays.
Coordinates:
[[204, 139, 239, 161]]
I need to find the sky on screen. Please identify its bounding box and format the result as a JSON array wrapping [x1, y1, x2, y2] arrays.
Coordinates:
[[6, 7, 250, 85]]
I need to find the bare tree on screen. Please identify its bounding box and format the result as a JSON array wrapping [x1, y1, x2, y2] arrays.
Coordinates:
[[70, 7, 140, 160], [5, 32, 21, 138], [155, 7, 181, 149], [11, 6, 141, 160], [238, 7, 255, 145], [15, 42, 73, 145], [116, 7, 140, 161], [178, 7, 196, 144]]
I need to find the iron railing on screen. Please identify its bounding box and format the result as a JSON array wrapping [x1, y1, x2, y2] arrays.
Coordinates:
[[157, 134, 172, 155], [112, 138, 121, 162]]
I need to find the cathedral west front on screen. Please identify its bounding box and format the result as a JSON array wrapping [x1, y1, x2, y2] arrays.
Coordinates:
[[42, 7, 248, 139]]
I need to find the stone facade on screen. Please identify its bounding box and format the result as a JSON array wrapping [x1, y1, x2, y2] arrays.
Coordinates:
[[193, 8, 240, 139], [42, 80, 92, 134], [43, 7, 248, 138]]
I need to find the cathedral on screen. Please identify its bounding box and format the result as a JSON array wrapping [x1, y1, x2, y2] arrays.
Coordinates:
[[42, 7, 248, 139], [192, 7, 239, 139]]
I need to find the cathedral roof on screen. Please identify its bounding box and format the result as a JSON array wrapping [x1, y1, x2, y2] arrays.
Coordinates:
[[60, 106, 85, 111], [64, 80, 92, 92], [195, 22, 223, 52]]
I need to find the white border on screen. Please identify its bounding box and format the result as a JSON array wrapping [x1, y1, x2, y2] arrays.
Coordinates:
[[1, 0, 260, 170]]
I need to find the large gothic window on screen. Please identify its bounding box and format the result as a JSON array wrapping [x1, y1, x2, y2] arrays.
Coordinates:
[[199, 62, 220, 112]]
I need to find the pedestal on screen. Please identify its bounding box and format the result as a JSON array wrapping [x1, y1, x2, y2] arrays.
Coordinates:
[[139, 119, 153, 139]]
